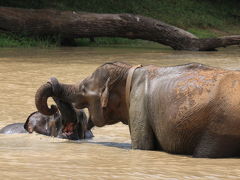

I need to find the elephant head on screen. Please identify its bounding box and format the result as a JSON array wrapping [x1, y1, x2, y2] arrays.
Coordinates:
[[24, 111, 61, 136], [35, 62, 132, 129], [53, 97, 87, 140]]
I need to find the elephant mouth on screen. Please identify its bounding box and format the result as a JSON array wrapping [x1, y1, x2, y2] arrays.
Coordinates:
[[62, 122, 75, 136], [27, 127, 34, 133]]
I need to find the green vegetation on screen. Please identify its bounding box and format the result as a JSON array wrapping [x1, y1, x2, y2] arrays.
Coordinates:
[[0, 0, 239, 47], [0, 33, 59, 48], [75, 38, 164, 48]]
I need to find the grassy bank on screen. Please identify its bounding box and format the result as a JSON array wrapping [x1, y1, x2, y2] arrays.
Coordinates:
[[0, 0, 239, 47]]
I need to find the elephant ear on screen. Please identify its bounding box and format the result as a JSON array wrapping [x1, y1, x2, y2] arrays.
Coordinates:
[[24, 111, 38, 131], [100, 78, 110, 108]]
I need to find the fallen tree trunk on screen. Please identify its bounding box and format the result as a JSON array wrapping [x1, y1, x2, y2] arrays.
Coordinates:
[[0, 7, 239, 51]]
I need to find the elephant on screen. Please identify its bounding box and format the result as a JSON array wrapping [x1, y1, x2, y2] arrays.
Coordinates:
[[1, 99, 93, 140], [0, 111, 60, 135], [35, 62, 240, 158], [24, 110, 62, 137], [48, 97, 94, 139], [0, 123, 27, 134]]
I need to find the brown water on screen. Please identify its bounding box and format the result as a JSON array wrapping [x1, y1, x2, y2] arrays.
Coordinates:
[[0, 47, 240, 179]]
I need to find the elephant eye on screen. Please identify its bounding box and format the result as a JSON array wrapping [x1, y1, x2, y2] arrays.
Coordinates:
[[86, 81, 95, 90], [87, 83, 94, 90], [81, 85, 86, 93]]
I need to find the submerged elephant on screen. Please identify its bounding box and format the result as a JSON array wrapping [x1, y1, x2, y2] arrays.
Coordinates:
[[1, 99, 93, 140], [0, 111, 60, 135], [35, 62, 240, 158], [48, 98, 93, 139], [0, 123, 27, 134]]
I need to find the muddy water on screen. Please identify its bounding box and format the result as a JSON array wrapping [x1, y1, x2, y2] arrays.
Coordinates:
[[0, 47, 240, 179]]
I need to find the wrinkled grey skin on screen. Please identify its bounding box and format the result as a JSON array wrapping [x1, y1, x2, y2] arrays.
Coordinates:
[[35, 62, 240, 158], [0, 123, 27, 134]]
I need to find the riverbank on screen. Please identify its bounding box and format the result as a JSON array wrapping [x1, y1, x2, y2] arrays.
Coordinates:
[[0, 0, 239, 47]]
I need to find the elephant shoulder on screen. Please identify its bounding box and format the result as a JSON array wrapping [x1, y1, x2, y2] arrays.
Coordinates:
[[131, 68, 148, 95]]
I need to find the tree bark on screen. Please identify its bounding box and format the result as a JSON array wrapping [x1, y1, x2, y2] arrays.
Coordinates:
[[0, 7, 239, 51]]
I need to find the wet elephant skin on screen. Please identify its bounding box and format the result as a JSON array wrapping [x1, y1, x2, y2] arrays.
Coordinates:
[[35, 62, 240, 158]]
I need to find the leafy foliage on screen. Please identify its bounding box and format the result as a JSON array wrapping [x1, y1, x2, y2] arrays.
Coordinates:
[[0, 0, 239, 47]]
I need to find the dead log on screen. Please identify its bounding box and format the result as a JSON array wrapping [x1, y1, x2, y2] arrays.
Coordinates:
[[0, 7, 239, 51]]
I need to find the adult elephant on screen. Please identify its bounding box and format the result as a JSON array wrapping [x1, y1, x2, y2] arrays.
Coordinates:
[[35, 62, 240, 158]]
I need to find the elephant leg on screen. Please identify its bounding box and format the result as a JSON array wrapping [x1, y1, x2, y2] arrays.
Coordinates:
[[129, 96, 158, 150], [129, 112, 156, 150], [193, 131, 240, 158]]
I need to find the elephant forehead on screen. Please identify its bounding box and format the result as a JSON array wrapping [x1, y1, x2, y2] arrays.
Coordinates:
[[29, 113, 48, 124], [82, 75, 103, 90]]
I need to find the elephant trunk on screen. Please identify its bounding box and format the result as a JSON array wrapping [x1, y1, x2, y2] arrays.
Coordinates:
[[35, 77, 79, 116], [35, 82, 58, 116]]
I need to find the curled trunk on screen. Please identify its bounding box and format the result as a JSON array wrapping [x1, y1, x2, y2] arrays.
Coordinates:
[[53, 97, 77, 125], [35, 77, 79, 116], [35, 83, 58, 116]]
